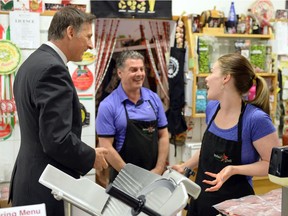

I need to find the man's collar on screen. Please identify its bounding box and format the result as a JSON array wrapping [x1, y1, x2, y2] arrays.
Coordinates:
[[45, 41, 68, 65], [116, 84, 149, 103]]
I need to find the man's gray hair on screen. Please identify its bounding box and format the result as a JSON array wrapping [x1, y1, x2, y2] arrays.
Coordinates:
[[116, 51, 144, 69]]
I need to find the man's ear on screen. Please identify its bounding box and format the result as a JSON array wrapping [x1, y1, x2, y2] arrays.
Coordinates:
[[117, 69, 122, 78], [66, 26, 74, 39]]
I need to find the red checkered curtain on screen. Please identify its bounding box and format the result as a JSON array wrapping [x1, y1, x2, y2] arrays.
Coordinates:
[[94, 19, 120, 93]]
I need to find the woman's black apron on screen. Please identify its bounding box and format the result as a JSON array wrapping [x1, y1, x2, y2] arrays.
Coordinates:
[[188, 102, 254, 216], [110, 100, 158, 182]]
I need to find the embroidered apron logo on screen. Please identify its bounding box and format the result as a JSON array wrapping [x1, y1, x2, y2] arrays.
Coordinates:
[[214, 153, 232, 163], [168, 56, 179, 78], [143, 126, 155, 134]]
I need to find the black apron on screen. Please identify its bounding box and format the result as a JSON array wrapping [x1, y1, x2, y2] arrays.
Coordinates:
[[188, 102, 254, 216], [110, 100, 158, 182]]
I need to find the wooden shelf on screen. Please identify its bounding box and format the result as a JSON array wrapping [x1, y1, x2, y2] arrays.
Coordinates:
[[41, 10, 57, 16], [256, 73, 277, 77], [194, 32, 273, 39], [0, 11, 9, 14], [196, 73, 210, 77], [193, 113, 206, 118], [270, 18, 288, 22], [0, 10, 56, 16], [196, 73, 277, 77]]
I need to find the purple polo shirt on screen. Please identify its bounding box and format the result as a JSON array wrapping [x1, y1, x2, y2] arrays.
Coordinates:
[[96, 84, 168, 151]]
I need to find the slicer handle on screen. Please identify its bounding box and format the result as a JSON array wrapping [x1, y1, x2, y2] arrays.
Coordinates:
[[106, 184, 161, 216]]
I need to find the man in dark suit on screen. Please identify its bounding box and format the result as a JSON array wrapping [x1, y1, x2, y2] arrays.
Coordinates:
[[9, 6, 108, 216]]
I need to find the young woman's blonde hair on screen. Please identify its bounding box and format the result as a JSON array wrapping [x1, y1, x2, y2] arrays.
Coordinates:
[[218, 53, 270, 114]]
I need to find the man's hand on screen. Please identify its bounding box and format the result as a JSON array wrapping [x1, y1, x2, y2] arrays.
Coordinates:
[[150, 166, 165, 175], [94, 147, 108, 171]]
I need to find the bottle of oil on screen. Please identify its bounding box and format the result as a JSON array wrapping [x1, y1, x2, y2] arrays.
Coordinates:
[[245, 9, 253, 34], [226, 2, 237, 34]]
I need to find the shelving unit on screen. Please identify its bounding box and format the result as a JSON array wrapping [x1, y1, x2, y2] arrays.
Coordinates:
[[183, 17, 278, 120], [192, 32, 273, 39]]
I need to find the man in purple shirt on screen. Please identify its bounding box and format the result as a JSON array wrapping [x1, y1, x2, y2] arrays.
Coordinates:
[[96, 51, 169, 182]]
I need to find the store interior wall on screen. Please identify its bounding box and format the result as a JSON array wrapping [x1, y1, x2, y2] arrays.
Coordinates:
[[0, 0, 287, 183]]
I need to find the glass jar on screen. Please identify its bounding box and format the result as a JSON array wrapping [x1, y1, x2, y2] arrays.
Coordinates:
[[250, 41, 267, 72], [198, 38, 210, 73]]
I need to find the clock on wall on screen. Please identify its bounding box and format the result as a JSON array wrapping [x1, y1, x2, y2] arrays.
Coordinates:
[[251, 0, 274, 20]]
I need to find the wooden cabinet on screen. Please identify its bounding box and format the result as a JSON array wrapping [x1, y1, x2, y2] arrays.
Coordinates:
[[183, 17, 277, 119]]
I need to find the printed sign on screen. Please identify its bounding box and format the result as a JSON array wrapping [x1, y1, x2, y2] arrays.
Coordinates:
[[0, 40, 21, 75], [0, 203, 46, 216], [9, 11, 40, 49], [90, 0, 172, 19], [72, 66, 94, 91]]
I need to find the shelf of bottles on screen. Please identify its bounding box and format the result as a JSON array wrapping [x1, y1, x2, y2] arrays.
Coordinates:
[[183, 5, 277, 118]]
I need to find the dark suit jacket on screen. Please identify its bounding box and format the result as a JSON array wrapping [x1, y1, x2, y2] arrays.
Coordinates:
[[9, 44, 95, 216]]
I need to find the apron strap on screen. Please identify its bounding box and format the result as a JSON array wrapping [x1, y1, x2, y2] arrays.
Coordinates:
[[207, 103, 221, 129], [123, 100, 157, 120], [237, 101, 246, 143], [207, 101, 246, 143]]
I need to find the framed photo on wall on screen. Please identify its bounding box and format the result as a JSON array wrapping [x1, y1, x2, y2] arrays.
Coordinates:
[[275, 9, 288, 19]]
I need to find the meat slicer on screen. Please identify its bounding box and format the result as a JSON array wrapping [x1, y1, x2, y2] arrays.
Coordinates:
[[39, 163, 201, 216], [268, 146, 288, 216]]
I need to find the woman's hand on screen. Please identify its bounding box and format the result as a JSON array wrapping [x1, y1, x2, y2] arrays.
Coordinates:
[[203, 165, 234, 192]]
